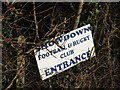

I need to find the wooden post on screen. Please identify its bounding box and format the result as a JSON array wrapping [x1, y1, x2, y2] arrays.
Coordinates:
[[16, 36, 26, 88]]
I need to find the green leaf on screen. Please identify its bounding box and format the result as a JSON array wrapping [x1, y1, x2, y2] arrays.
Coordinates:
[[96, 9, 100, 14]]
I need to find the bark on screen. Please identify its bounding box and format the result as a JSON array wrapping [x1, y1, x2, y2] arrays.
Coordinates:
[[73, 1, 84, 30], [16, 36, 26, 88], [33, 1, 39, 40]]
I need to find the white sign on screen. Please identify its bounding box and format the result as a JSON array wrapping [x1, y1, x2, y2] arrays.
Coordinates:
[[34, 24, 95, 80]]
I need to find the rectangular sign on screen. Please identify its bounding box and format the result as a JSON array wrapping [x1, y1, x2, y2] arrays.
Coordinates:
[[34, 24, 95, 80]]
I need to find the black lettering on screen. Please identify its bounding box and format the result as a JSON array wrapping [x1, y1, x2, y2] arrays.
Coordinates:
[[57, 63, 63, 70], [84, 28, 90, 33], [64, 34, 69, 41], [69, 59, 76, 66], [81, 53, 86, 59], [44, 69, 51, 76], [74, 55, 81, 63], [70, 33, 76, 38], [63, 61, 69, 69], [50, 66, 57, 73]]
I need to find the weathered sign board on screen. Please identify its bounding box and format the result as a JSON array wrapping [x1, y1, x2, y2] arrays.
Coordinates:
[[34, 24, 96, 80]]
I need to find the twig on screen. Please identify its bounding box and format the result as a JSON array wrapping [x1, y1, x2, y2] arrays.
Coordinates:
[[33, 1, 39, 40], [5, 69, 21, 90], [73, 1, 84, 29]]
